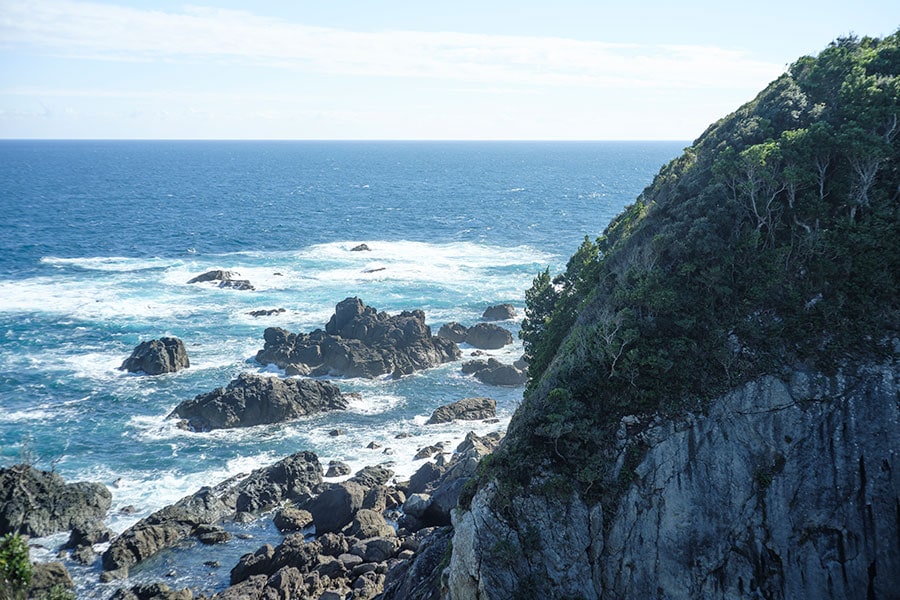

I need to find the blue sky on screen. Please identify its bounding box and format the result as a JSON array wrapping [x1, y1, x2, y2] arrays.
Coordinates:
[[0, 1, 897, 140]]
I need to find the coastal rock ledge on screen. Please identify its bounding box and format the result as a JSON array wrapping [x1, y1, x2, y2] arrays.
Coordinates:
[[256, 297, 460, 378]]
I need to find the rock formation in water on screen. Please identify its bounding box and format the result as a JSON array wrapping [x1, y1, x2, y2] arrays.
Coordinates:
[[256, 297, 460, 378], [168, 372, 350, 431], [120, 337, 189, 375]]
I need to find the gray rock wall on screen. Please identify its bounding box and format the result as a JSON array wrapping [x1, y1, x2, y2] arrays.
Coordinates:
[[445, 363, 900, 599]]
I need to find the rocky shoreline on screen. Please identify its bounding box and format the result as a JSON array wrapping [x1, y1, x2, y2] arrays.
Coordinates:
[[1, 297, 521, 599]]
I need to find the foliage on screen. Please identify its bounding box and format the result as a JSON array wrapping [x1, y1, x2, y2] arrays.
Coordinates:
[[482, 31, 900, 508], [0, 534, 32, 600]]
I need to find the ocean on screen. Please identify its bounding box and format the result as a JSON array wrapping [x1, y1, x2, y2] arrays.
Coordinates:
[[0, 140, 684, 596]]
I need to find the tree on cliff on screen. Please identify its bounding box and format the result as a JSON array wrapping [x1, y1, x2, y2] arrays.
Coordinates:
[[479, 31, 899, 505]]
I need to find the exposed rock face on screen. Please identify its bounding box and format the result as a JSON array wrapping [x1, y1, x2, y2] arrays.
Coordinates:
[[462, 358, 527, 386], [380, 526, 452, 600], [426, 397, 496, 425], [168, 372, 349, 431], [446, 364, 900, 600], [30, 562, 75, 595], [119, 337, 189, 375], [461, 323, 513, 350], [0, 465, 111, 537], [102, 451, 322, 575], [187, 269, 254, 291], [256, 297, 460, 378], [481, 304, 517, 321]]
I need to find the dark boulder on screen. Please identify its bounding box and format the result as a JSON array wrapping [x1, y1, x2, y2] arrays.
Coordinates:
[[255, 297, 460, 379], [425, 397, 496, 425], [120, 337, 189, 375], [462, 358, 527, 386], [437, 322, 468, 344], [463, 323, 513, 349], [351, 244, 371, 252], [273, 507, 313, 532], [110, 582, 193, 600], [0, 464, 111, 537], [169, 373, 349, 431], [325, 460, 351, 478], [344, 508, 395, 539], [305, 481, 365, 535], [65, 520, 112, 549], [481, 304, 517, 321]]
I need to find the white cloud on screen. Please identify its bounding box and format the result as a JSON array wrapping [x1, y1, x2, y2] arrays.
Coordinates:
[[0, 0, 783, 90]]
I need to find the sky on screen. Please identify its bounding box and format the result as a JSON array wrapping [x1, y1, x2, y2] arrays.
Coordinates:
[[0, 1, 897, 140]]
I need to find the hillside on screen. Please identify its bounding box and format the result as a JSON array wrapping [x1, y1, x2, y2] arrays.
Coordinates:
[[446, 32, 900, 599]]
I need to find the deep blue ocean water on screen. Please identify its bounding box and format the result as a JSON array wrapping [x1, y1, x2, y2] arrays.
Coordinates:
[[0, 140, 683, 596]]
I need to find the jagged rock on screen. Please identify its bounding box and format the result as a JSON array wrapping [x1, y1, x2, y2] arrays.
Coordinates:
[[30, 562, 74, 595], [213, 574, 268, 600], [408, 462, 444, 495], [329, 428, 346, 437], [481, 304, 517, 321], [65, 519, 112, 549], [255, 298, 461, 379], [103, 452, 322, 574], [319, 532, 349, 557], [120, 337, 190, 375], [437, 322, 468, 344], [230, 544, 275, 585], [187, 270, 235, 284], [273, 507, 313, 532], [351, 244, 371, 252], [426, 397, 496, 424], [168, 372, 349, 431], [462, 358, 527, 386], [248, 308, 285, 317], [380, 526, 453, 600], [463, 323, 512, 350], [0, 465, 111, 537], [345, 508, 395, 539], [350, 465, 394, 489], [350, 537, 399, 563], [110, 582, 193, 600], [71, 545, 98, 565], [187, 270, 254, 291], [325, 460, 351, 478], [414, 445, 442, 460], [447, 366, 900, 600], [306, 481, 365, 534]]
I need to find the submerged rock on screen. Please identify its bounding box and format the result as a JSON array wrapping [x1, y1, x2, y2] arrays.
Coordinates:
[[168, 372, 349, 431], [255, 297, 460, 379], [0, 464, 111, 537], [426, 397, 496, 425], [120, 337, 189, 375]]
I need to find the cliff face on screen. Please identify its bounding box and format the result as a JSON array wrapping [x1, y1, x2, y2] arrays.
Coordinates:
[[446, 362, 899, 599]]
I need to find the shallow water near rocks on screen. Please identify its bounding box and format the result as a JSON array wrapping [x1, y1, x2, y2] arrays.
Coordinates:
[[0, 140, 682, 597]]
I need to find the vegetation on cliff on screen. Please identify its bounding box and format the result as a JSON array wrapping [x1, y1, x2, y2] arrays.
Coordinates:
[[473, 32, 900, 509]]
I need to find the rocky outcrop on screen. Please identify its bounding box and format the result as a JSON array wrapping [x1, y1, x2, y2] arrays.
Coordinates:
[[446, 364, 900, 599], [119, 337, 189, 375], [248, 308, 285, 317], [463, 323, 513, 349], [168, 373, 349, 431], [426, 397, 496, 425], [102, 451, 322, 576], [187, 269, 254, 291], [351, 244, 371, 252], [255, 297, 460, 378], [481, 304, 517, 321], [110, 582, 193, 600], [30, 562, 75, 596], [437, 322, 514, 350], [0, 465, 111, 537], [462, 358, 527, 386]]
